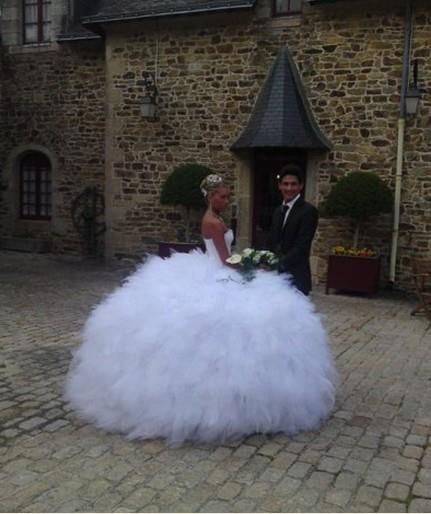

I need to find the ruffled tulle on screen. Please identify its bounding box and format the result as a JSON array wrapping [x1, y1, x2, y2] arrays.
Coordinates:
[[65, 249, 336, 444]]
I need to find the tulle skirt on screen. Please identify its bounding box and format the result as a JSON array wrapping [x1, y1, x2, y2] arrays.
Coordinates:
[[64, 250, 336, 444]]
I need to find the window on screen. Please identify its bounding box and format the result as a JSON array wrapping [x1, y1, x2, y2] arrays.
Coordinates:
[[20, 153, 52, 220], [273, 0, 303, 16], [23, 0, 51, 43]]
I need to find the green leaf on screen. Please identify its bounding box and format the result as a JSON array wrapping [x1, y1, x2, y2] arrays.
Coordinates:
[[324, 171, 393, 222], [160, 163, 213, 211]]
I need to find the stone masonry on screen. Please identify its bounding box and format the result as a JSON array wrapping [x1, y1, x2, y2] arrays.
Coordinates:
[[1, 0, 431, 289], [0, 0, 106, 256], [103, 0, 431, 289]]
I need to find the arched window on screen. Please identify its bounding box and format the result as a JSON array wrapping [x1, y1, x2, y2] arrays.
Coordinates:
[[20, 152, 52, 220]]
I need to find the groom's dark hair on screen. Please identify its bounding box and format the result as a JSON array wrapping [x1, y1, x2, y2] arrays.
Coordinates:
[[278, 164, 304, 184]]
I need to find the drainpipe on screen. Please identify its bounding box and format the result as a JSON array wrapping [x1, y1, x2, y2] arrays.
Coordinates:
[[389, 0, 413, 286]]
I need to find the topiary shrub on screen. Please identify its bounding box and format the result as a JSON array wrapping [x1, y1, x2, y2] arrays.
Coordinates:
[[160, 163, 213, 242], [323, 171, 393, 248]]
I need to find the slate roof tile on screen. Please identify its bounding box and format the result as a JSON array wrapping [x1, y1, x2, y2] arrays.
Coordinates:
[[232, 47, 332, 150]]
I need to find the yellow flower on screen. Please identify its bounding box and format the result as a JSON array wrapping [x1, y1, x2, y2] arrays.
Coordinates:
[[332, 246, 376, 257]]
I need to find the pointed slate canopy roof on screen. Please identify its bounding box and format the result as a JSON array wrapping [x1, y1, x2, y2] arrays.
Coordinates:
[[231, 47, 332, 151]]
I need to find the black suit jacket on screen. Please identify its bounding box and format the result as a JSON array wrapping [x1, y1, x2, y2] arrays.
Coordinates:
[[267, 198, 318, 295]]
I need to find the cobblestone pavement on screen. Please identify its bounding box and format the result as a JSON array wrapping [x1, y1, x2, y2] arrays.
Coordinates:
[[1, 250, 431, 513]]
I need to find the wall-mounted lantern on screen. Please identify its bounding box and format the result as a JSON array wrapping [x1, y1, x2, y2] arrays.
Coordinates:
[[141, 73, 158, 121], [405, 60, 423, 117]]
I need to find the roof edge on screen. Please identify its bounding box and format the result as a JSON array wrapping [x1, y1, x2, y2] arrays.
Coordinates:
[[57, 32, 102, 42], [285, 49, 333, 151], [305, 0, 358, 4], [81, 1, 257, 26]]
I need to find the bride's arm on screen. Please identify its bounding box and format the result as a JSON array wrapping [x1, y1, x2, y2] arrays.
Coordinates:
[[205, 221, 231, 265]]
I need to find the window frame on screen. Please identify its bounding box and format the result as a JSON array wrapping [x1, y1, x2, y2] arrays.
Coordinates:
[[272, 0, 303, 17], [23, 0, 52, 44], [19, 153, 52, 221]]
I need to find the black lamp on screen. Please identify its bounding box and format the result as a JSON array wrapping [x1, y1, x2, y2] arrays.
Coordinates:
[[405, 60, 423, 117], [141, 73, 158, 121]]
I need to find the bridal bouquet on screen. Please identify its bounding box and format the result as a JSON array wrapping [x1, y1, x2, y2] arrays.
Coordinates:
[[226, 248, 279, 280]]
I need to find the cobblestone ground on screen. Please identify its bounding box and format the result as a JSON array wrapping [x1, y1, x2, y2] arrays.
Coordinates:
[[1, 250, 431, 513]]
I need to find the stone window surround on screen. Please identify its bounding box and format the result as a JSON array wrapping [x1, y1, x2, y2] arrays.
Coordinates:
[[19, 151, 52, 220], [7, 41, 60, 54], [0, 0, 67, 50], [2, 144, 58, 235]]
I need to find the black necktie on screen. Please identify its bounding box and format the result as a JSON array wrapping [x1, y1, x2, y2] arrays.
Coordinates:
[[280, 203, 289, 230]]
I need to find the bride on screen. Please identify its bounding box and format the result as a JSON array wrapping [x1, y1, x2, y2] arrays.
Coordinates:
[[65, 174, 336, 444]]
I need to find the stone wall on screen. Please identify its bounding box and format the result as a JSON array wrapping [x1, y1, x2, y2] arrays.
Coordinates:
[[0, 44, 5, 225], [103, 0, 431, 291], [104, 12, 262, 258], [0, 0, 69, 46], [399, 2, 431, 290], [304, 0, 431, 290], [1, 0, 430, 291], [0, 41, 106, 254], [254, 0, 431, 290]]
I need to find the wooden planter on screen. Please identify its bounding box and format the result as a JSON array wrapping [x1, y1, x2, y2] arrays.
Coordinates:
[[326, 254, 381, 296], [158, 241, 204, 258]]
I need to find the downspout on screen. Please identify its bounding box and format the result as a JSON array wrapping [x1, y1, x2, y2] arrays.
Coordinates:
[[389, 0, 413, 285]]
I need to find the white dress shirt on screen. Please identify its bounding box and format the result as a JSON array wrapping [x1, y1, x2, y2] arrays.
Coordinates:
[[281, 194, 301, 229]]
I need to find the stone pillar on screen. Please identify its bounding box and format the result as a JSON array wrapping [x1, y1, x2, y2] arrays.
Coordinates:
[[234, 154, 253, 251]]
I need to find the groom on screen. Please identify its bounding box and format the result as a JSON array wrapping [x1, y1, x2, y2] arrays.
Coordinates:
[[267, 164, 319, 296]]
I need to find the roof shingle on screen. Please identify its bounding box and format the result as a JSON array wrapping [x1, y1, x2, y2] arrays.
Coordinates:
[[231, 47, 332, 151], [82, 0, 256, 24]]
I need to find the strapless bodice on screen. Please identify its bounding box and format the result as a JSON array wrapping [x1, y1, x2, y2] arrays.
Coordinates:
[[203, 229, 234, 265]]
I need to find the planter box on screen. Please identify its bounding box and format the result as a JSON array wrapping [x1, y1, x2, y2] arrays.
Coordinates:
[[0, 237, 51, 253], [158, 241, 204, 258], [326, 254, 381, 296]]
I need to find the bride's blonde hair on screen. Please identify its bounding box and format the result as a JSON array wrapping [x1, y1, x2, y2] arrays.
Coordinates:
[[200, 174, 225, 198]]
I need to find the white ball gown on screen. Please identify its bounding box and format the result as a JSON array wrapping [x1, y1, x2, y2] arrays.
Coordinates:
[[65, 229, 336, 444]]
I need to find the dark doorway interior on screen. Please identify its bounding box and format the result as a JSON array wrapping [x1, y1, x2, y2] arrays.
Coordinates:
[[252, 148, 306, 249]]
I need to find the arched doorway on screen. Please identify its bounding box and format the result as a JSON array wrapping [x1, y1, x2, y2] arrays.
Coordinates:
[[231, 47, 332, 250]]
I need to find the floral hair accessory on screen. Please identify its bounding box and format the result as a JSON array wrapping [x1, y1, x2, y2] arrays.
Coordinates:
[[200, 174, 224, 197]]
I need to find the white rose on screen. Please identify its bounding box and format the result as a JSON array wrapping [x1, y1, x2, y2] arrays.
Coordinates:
[[242, 248, 254, 257], [252, 253, 261, 264], [226, 254, 242, 265]]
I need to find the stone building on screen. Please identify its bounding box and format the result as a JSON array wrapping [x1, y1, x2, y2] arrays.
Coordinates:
[[0, 0, 430, 291]]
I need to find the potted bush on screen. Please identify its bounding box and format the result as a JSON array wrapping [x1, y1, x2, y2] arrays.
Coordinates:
[[323, 171, 393, 295], [158, 163, 212, 257]]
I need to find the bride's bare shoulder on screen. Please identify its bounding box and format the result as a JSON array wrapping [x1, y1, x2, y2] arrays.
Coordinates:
[[201, 214, 224, 239]]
